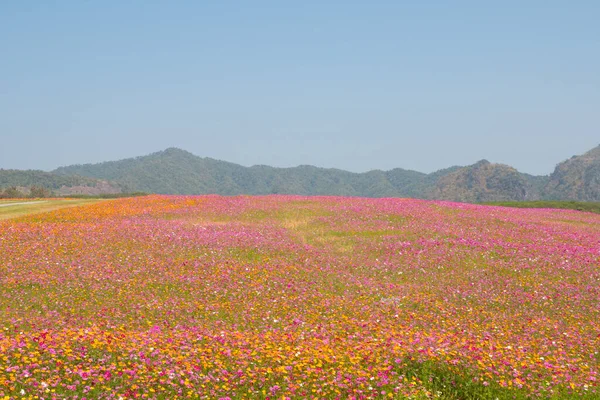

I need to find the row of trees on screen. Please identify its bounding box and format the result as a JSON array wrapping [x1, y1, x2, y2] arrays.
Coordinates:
[[0, 186, 53, 199]]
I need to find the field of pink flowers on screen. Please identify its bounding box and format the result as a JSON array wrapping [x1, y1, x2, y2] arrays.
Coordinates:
[[0, 195, 599, 399]]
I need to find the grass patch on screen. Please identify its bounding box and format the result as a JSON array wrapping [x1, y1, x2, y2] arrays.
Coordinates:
[[400, 359, 593, 399], [0, 199, 103, 220], [483, 201, 600, 214], [63, 192, 149, 199]]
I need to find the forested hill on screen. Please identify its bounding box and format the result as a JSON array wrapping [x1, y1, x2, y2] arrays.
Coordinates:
[[43, 144, 600, 201], [0, 169, 124, 196], [49, 148, 532, 200], [53, 148, 428, 197]]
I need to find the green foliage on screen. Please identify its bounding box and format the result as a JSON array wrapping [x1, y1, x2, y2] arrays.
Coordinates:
[[401, 360, 529, 400], [483, 200, 600, 214], [399, 359, 597, 400]]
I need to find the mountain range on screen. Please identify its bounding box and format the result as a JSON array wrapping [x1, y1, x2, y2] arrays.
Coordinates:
[[2, 145, 600, 202]]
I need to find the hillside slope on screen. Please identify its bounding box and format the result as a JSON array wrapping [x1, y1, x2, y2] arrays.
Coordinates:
[[427, 160, 543, 202], [0, 169, 124, 195], [543, 145, 600, 201]]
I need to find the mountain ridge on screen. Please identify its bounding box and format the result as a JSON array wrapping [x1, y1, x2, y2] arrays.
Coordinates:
[[3, 145, 599, 201]]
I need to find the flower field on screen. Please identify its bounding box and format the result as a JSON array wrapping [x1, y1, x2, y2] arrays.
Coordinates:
[[0, 195, 599, 399]]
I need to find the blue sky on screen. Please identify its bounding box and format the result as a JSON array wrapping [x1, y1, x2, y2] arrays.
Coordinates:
[[1, 1, 598, 175]]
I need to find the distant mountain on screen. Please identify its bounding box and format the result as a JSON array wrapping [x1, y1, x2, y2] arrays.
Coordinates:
[[397, 166, 464, 199], [426, 160, 544, 202], [544, 145, 600, 201], [38, 144, 600, 201], [0, 169, 124, 196], [53, 148, 426, 197]]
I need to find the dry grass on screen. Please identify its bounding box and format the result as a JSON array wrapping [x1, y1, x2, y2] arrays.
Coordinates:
[[0, 199, 104, 220]]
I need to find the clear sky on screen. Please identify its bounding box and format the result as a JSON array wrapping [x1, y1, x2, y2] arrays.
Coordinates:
[[1, 1, 598, 175]]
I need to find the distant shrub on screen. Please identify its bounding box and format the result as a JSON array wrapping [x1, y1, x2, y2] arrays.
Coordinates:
[[29, 186, 53, 198], [0, 187, 25, 198]]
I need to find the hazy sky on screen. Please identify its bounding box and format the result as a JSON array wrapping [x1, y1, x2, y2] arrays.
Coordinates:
[[1, 1, 598, 175]]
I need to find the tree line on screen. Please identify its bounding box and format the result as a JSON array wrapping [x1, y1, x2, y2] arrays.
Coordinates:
[[0, 186, 53, 199]]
